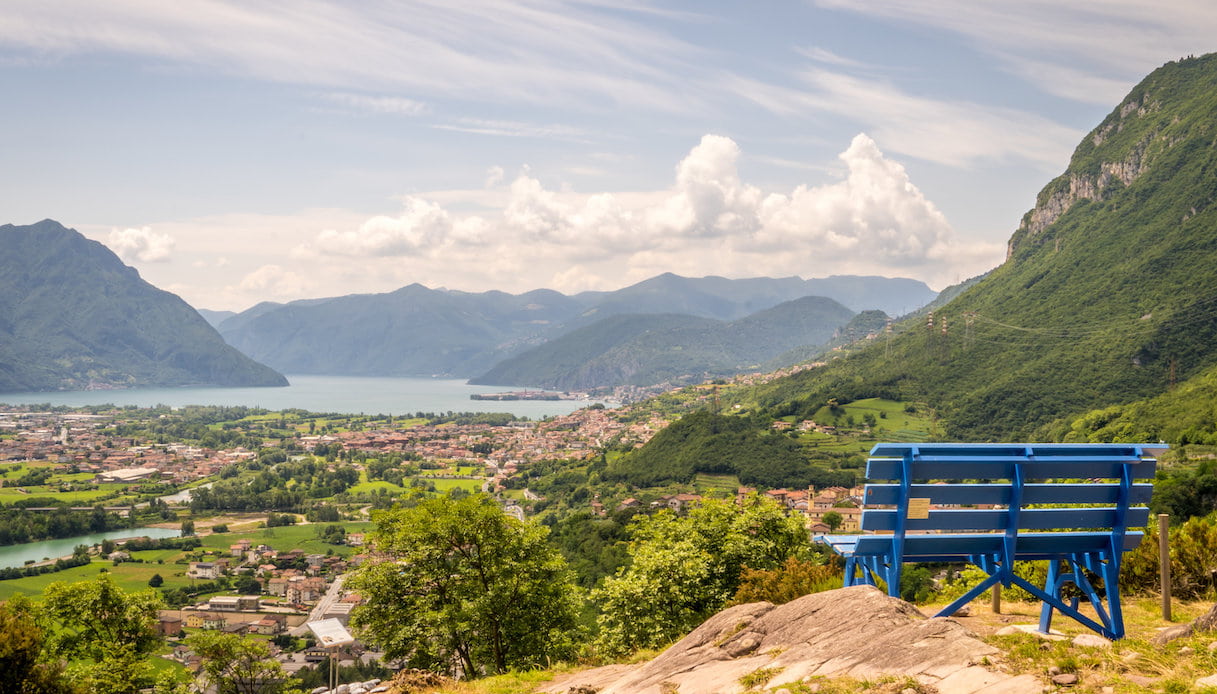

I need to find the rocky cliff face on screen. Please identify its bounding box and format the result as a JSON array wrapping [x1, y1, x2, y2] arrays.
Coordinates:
[[1009, 93, 1160, 257]]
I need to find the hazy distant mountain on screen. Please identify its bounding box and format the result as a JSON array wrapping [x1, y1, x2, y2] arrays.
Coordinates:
[[218, 274, 934, 379], [196, 309, 236, 328], [471, 296, 856, 390], [0, 220, 287, 393], [568, 272, 933, 322], [218, 284, 585, 377]]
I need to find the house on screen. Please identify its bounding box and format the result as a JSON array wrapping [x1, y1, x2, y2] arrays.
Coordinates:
[[345, 532, 364, 547], [187, 561, 218, 580], [207, 595, 259, 612], [266, 577, 289, 597], [249, 616, 285, 635], [158, 614, 183, 637], [184, 613, 206, 629], [200, 613, 227, 630]]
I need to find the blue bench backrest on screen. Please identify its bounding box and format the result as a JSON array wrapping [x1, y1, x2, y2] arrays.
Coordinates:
[[862, 443, 1156, 540]]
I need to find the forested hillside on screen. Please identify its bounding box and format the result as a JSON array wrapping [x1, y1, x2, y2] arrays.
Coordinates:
[[744, 54, 1217, 441], [472, 296, 855, 390], [0, 220, 287, 393]]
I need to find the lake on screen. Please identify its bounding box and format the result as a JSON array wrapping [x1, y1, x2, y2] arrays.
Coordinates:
[[0, 526, 183, 570], [0, 375, 606, 418]]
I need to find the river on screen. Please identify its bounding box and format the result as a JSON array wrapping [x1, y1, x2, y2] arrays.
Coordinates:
[[0, 374, 606, 418], [0, 526, 183, 570]]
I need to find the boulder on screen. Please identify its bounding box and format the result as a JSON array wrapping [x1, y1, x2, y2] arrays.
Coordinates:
[[1152, 603, 1217, 646], [541, 585, 1037, 694]]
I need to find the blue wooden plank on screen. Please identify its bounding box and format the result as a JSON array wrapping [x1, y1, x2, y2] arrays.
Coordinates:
[[869, 443, 1158, 457], [845, 531, 1144, 559], [864, 483, 1154, 506], [861, 507, 1151, 532], [866, 459, 1157, 481]]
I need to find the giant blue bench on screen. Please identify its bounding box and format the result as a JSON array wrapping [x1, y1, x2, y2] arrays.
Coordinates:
[[816, 443, 1163, 639]]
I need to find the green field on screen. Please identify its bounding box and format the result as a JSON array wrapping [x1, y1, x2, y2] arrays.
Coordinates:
[[0, 559, 208, 601], [430, 478, 482, 493], [796, 398, 938, 453], [693, 473, 740, 496], [194, 521, 375, 557]]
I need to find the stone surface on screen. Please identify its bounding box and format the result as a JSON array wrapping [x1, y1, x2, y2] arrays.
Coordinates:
[[1196, 673, 1217, 688], [1071, 634, 1112, 649], [994, 624, 1066, 641], [1152, 603, 1217, 646], [540, 585, 1025, 694], [1050, 673, 1079, 686]]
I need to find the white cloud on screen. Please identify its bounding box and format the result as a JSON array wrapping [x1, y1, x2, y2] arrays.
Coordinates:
[[107, 226, 175, 262], [0, 1, 696, 112], [312, 197, 454, 257], [236, 264, 309, 298], [814, 0, 1217, 105], [727, 69, 1082, 170], [321, 91, 428, 116], [294, 134, 1002, 292]]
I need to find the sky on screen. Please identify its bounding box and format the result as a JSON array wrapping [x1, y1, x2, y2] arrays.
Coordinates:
[[2, 2, 1215, 312]]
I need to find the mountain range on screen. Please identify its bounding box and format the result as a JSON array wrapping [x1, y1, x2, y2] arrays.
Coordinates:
[[742, 53, 1217, 442], [0, 220, 287, 393], [214, 273, 935, 383], [470, 296, 856, 390]]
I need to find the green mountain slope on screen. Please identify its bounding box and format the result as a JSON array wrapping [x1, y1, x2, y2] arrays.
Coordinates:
[[745, 54, 1217, 440], [0, 220, 287, 393], [471, 296, 855, 390], [605, 410, 856, 489]]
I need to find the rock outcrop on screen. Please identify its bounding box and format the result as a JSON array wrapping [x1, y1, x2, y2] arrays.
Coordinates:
[[541, 585, 1039, 694]]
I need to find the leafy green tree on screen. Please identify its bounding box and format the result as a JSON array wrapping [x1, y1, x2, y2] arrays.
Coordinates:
[[148, 573, 164, 588], [180, 520, 195, 537], [348, 494, 581, 676], [40, 575, 164, 693], [822, 511, 843, 532], [0, 595, 76, 694], [594, 495, 810, 654], [186, 632, 294, 694]]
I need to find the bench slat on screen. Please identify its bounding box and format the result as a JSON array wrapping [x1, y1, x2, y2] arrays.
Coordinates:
[[866, 459, 1157, 481], [848, 531, 1143, 559], [869, 443, 1154, 458], [861, 507, 1151, 532], [863, 483, 1154, 506]]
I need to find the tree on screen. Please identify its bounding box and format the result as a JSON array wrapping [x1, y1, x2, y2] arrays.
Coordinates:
[[822, 511, 843, 532], [180, 520, 195, 537], [348, 494, 581, 676], [186, 632, 291, 694], [594, 495, 809, 655], [0, 595, 76, 694], [148, 573, 164, 588], [40, 575, 164, 693]]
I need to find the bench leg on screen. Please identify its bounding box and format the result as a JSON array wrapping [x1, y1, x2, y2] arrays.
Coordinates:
[[1036, 558, 1121, 639]]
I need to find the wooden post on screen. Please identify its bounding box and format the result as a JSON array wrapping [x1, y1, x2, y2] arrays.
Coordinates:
[[1159, 513, 1172, 621], [991, 583, 1001, 614]]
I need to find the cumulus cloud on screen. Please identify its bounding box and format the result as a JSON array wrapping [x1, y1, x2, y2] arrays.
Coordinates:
[[236, 264, 309, 298], [107, 226, 175, 262], [313, 198, 454, 257], [295, 134, 1000, 291]]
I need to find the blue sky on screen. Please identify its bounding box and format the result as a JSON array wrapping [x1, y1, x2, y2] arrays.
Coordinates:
[[2, 1, 1214, 311]]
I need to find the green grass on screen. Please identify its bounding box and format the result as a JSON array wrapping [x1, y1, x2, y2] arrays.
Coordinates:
[[0, 560, 202, 601], [430, 478, 482, 493], [347, 480, 406, 495], [694, 473, 741, 495], [194, 522, 375, 557], [0, 485, 129, 504]]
